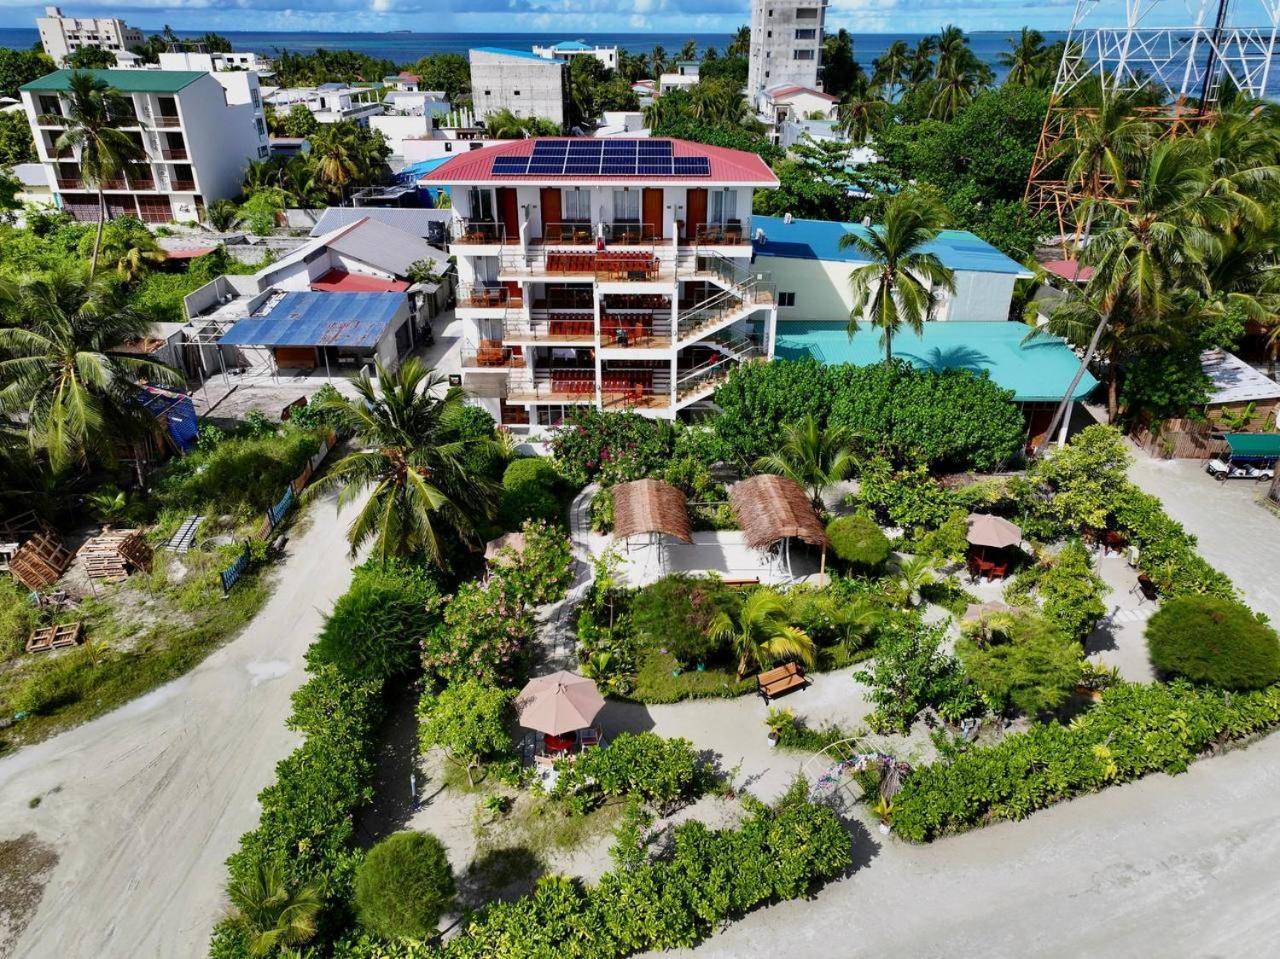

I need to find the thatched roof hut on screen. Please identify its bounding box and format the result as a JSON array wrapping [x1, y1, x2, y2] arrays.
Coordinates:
[[729, 474, 830, 551], [611, 479, 692, 544]]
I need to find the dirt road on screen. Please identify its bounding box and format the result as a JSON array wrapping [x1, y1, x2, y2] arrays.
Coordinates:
[[0, 492, 359, 959]]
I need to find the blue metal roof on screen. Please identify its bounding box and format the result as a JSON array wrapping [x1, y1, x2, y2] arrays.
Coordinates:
[[397, 157, 453, 181], [218, 292, 404, 349], [472, 47, 556, 62], [553, 40, 594, 51], [753, 215, 1032, 276], [774, 320, 1098, 403]]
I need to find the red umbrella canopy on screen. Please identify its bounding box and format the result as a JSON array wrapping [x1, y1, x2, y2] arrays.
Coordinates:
[[515, 670, 606, 736], [966, 513, 1023, 549]]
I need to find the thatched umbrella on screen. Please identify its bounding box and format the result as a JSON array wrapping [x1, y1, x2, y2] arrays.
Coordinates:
[[729, 474, 831, 578], [515, 670, 605, 738]]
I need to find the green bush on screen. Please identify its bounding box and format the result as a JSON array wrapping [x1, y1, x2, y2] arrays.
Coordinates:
[[453, 405, 507, 481], [308, 561, 440, 682], [957, 612, 1084, 716], [711, 358, 833, 461], [157, 426, 323, 514], [0, 577, 40, 660], [1146, 595, 1280, 690], [552, 732, 706, 813], [548, 408, 676, 487], [499, 457, 561, 529], [826, 515, 891, 570], [630, 574, 740, 666], [853, 620, 981, 732], [891, 680, 1280, 841], [854, 459, 956, 532], [1004, 540, 1106, 643], [496, 520, 575, 608], [354, 831, 456, 940], [329, 780, 850, 959], [420, 577, 534, 690], [418, 681, 515, 785]]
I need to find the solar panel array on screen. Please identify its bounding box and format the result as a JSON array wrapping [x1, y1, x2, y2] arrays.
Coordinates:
[[488, 139, 711, 178]]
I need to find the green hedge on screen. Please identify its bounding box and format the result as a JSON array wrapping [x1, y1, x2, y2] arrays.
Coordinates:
[[1146, 595, 1280, 690], [332, 780, 851, 959], [551, 732, 706, 813], [890, 681, 1280, 842], [1111, 485, 1237, 600]]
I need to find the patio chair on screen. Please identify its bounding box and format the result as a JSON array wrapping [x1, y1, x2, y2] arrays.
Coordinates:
[[578, 727, 602, 750]]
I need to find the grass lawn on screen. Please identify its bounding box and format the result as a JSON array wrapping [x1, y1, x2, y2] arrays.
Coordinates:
[[631, 644, 873, 704]]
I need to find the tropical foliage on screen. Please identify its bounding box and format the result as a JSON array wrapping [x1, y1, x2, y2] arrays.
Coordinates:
[[353, 832, 456, 941], [1146, 595, 1280, 690]]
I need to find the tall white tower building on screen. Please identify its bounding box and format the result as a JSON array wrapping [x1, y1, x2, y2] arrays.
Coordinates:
[[747, 0, 827, 97]]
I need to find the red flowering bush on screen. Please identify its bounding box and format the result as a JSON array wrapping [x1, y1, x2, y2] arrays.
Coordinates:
[[421, 577, 535, 690], [548, 408, 675, 487]]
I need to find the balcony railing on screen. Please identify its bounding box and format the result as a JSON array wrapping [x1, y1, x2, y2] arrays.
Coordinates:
[[151, 116, 182, 128], [56, 177, 82, 189], [675, 277, 774, 343], [501, 249, 670, 282], [538, 222, 595, 245], [98, 178, 127, 189], [461, 343, 525, 369], [600, 312, 672, 348], [451, 220, 505, 244], [170, 180, 197, 191], [601, 222, 663, 245], [507, 369, 597, 401], [693, 221, 748, 246], [503, 316, 596, 343], [160, 149, 188, 161], [457, 285, 523, 309]]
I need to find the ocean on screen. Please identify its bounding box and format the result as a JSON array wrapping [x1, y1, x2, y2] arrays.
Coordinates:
[[0, 28, 1062, 84]]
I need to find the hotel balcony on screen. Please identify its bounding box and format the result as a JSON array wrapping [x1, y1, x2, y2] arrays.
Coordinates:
[[169, 180, 197, 192], [506, 368, 597, 402], [456, 285, 523, 309], [450, 219, 506, 245], [160, 149, 189, 161], [503, 313, 596, 345], [151, 116, 183, 128], [499, 250, 671, 283], [460, 342, 526, 369]]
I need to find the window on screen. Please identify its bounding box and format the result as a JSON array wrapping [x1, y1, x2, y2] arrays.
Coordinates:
[[613, 189, 639, 223], [484, 89, 491, 96], [796, 7, 819, 18], [564, 188, 590, 222], [778, 292, 796, 307], [444, 142, 453, 152], [468, 187, 495, 222], [710, 189, 737, 225], [795, 28, 816, 39], [514, 90, 521, 96], [469, 142, 483, 150], [767, 30, 772, 38], [793, 50, 815, 60]]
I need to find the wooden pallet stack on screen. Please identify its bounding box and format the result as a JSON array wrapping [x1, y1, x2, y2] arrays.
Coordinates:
[[7, 530, 73, 590], [26, 622, 83, 653], [79, 529, 153, 582]]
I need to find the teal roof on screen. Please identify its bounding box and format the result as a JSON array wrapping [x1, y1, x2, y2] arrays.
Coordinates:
[[553, 40, 595, 51], [754, 215, 1033, 276], [774, 320, 1099, 404], [1224, 433, 1280, 458], [21, 69, 205, 94]]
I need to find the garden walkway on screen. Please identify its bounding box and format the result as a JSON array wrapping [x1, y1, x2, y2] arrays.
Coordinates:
[[530, 484, 597, 673], [0, 490, 365, 959]]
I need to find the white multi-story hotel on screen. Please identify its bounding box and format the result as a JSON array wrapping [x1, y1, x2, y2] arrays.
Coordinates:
[[531, 40, 619, 71], [424, 137, 780, 434], [20, 68, 269, 224], [36, 6, 144, 64], [747, 0, 827, 98]]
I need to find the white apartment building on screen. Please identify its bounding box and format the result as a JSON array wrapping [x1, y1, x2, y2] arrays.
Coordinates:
[[532, 40, 619, 71], [264, 84, 383, 125], [158, 50, 269, 75], [469, 48, 569, 129], [747, 0, 827, 98], [424, 137, 780, 434], [21, 68, 269, 224], [36, 6, 143, 64]]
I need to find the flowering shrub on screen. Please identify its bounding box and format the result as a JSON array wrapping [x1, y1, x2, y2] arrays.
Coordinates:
[[421, 578, 535, 690], [548, 408, 675, 487]]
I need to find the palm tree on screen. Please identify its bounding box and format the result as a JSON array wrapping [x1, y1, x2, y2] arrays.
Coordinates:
[[710, 588, 816, 680], [43, 71, 143, 279], [1031, 138, 1225, 440], [839, 190, 955, 365], [929, 57, 980, 121], [753, 414, 858, 510], [726, 25, 752, 60], [837, 78, 891, 144], [935, 25, 968, 77], [896, 555, 936, 607], [206, 198, 243, 232], [826, 594, 884, 653], [872, 40, 911, 97], [679, 39, 698, 62], [0, 268, 182, 475], [999, 28, 1048, 86], [227, 859, 322, 958], [99, 220, 165, 282], [307, 123, 361, 201], [650, 45, 668, 79], [908, 37, 936, 88], [306, 358, 500, 566]]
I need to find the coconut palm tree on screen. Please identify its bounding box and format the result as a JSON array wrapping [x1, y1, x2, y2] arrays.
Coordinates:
[[650, 45, 669, 79], [206, 198, 243, 232], [872, 40, 911, 97], [43, 71, 144, 279], [929, 56, 981, 121], [710, 588, 816, 680], [307, 123, 361, 201], [826, 593, 884, 653], [0, 268, 182, 475], [679, 39, 698, 62], [908, 37, 936, 88], [726, 25, 752, 60], [227, 859, 322, 958], [839, 190, 955, 365], [999, 28, 1048, 86], [896, 555, 936, 607], [837, 77, 891, 144], [306, 358, 500, 566], [753, 414, 858, 510]]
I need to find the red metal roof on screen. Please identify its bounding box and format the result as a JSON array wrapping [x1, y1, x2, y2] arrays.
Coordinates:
[[310, 269, 410, 293], [421, 138, 778, 186], [766, 85, 838, 102], [162, 246, 216, 260], [1041, 260, 1095, 282]]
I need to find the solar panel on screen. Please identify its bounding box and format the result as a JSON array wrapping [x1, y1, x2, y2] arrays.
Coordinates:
[[491, 157, 530, 175], [564, 161, 601, 175], [528, 161, 566, 175], [639, 141, 672, 155], [673, 157, 711, 176], [638, 161, 672, 175], [533, 141, 568, 153]]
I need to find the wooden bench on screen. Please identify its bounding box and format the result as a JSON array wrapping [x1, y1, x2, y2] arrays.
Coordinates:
[[721, 577, 760, 587], [757, 662, 808, 702]]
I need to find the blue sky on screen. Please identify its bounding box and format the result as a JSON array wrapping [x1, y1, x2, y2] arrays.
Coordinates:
[[0, 0, 1213, 36]]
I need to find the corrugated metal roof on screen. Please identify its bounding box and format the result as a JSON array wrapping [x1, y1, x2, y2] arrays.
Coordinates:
[[765, 84, 838, 102], [311, 269, 410, 293], [753, 215, 1032, 277], [326, 217, 447, 277], [774, 320, 1099, 403], [1202, 349, 1280, 405], [421, 137, 778, 186], [309, 207, 452, 238], [552, 40, 595, 51], [21, 69, 205, 94], [218, 291, 404, 348]]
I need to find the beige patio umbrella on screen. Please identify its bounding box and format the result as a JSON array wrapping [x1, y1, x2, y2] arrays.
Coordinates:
[[961, 600, 1014, 623], [484, 531, 526, 564], [966, 513, 1023, 549], [515, 671, 606, 736]]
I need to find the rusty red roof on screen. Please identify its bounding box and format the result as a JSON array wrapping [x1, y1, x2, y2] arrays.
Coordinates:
[[1041, 260, 1095, 282], [766, 84, 838, 102], [310, 269, 410, 293], [421, 138, 778, 186]]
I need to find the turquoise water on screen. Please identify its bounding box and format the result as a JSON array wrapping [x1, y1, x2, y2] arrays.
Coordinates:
[[773, 320, 1098, 403]]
